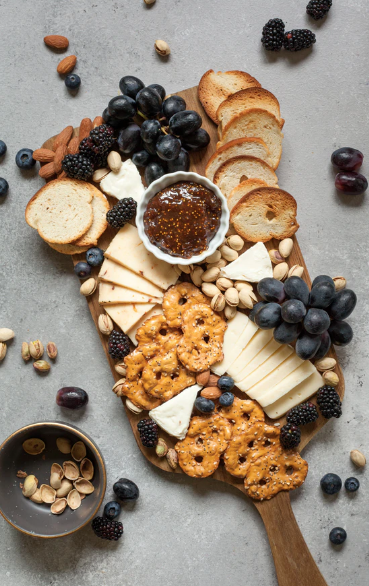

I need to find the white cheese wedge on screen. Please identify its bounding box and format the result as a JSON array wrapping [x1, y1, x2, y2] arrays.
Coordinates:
[[99, 282, 162, 305], [211, 312, 256, 376], [228, 329, 274, 379], [100, 159, 144, 202], [149, 384, 201, 440], [247, 354, 304, 400], [220, 242, 273, 283], [104, 224, 178, 290], [126, 305, 163, 346], [258, 360, 317, 407], [99, 258, 164, 298], [237, 344, 294, 391], [105, 303, 155, 333], [264, 371, 324, 419]]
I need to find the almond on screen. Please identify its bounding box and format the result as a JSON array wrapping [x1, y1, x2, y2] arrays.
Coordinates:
[[39, 162, 56, 179], [53, 126, 73, 151], [58, 170, 67, 179], [208, 374, 220, 386], [93, 116, 104, 128], [78, 118, 93, 142], [33, 148, 55, 163], [57, 55, 76, 75], [44, 35, 69, 50], [53, 145, 68, 174], [196, 370, 210, 386], [201, 387, 222, 400], [67, 136, 80, 154]]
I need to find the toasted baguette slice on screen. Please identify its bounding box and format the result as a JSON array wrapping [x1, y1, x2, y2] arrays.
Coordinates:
[[74, 191, 109, 246], [227, 179, 268, 211], [47, 242, 89, 255], [205, 138, 270, 182], [217, 88, 284, 136], [217, 109, 283, 169], [198, 70, 261, 123], [230, 187, 299, 242], [213, 156, 278, 199], [25, 178, 94, 244]]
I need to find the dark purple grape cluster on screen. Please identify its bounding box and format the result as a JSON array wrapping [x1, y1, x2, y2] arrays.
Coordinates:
[[101, 76, 210, 185], [331, 147, 367, 196], [252, 275, 356, 360]]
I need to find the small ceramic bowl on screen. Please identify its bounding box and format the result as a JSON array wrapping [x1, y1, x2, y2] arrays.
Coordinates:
[[136, 171, 230, 266], [0, 422, 106, 538]]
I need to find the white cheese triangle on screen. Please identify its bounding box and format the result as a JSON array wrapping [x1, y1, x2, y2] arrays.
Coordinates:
[[100, 159, 144, 202], [220, 242, 273, 282], [149, 384, 201, 440]]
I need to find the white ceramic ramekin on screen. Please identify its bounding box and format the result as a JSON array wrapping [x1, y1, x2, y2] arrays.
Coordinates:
[[136, 171, 229, 266]]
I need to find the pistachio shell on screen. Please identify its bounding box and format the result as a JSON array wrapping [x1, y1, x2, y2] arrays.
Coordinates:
[[190, 266, 204, 287], [278, 238, 294, 258], [50, 498, 67, 515], [211, 293, 226, 311], [23, 438, 45, 455], [67, 488, 82, 510], [74, 478, 95, 494], [80, 458, 94, 481], [205, 250, 221, 264], [333, 276, 346, 292], [22, 475, 38, 498], [201, 282, 221, 297], [269, 249, 284, 264], [201, 267, 221, 282], [51, 462, 64, 478], [71, 441, 87, 462], [216, 277, 234, 291], [0, 328, 15, 342], [219, 245, 238, 262], [56, 478, 73, 498], [224, 305, 237, 320], [125, 398, 143, 414], [226, 235, 244, 251], [115, 362, 127, 376], [224, 287, 239, 307], [92, 167, 110, 183], [180, 264, 192, 274], [350, 449, 366, 468], [56, 437, 72, 454], [322, 371, 339, 386], [206, 258, 227, 269], [238, 288, 254, 309], [30, 488, 43, 504], [63, 460, 80, 480], [273, 262, 289, 281], [50, 472, 62, 490], [315, 357, 337, 371], [234, 281, 253, 292], [40, 484, 56, 504], [288, 265, 304, 278]]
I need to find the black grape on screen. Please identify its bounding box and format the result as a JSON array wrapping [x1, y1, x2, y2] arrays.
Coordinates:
[[328, 289, 357, 320]]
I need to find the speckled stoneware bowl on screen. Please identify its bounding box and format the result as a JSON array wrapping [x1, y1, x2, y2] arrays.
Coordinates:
[[0, 422, 106, 538], [137, 171, 230, 266]]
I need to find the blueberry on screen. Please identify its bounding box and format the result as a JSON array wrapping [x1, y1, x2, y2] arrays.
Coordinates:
[[344, 477, 360, 492], [86, 247, 104, 267], [0, 140, 7, 157], [103, 500, 121, 520], [65, 74, 81, 90], [329, 527, 347, 545], [74, 261, 92, 279], [15, 148, 36, 170], [320, 473, 342, 495], [194, 397, 215, 413], [0, 178, 9, 198], [113, 478, 139, 501], [219, 392, 234, 407], [217, 375, 235, 392]]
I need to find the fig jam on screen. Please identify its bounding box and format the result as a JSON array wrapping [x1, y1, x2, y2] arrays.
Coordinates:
[[143, 181, 221, 258]]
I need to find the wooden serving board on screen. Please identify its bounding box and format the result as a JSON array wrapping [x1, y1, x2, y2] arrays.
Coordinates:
[[44, 86, 344, 586]]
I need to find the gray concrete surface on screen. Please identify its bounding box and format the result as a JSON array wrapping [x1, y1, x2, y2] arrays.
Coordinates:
[[0, 1, 368, 584]]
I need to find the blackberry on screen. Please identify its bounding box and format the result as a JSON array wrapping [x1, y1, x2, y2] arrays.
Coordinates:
[[284, 29, 316, 52], [280, 423, 301, 449], [317, 385, 342, 419], [92, 516, 123, 541], [261, 18, 285, 51], [79, 137, 108, 169], [108, 330, 130, 360], [286, 402, 319, 426], [137, 419, 159, 447], [62, 154, 94, 181], [306, 0, 332, 20], [89, 124, 116, 154], [106, 198, 137, 228]]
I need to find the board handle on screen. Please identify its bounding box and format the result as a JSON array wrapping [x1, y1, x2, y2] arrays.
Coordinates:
[[254, 491, 328, 586]]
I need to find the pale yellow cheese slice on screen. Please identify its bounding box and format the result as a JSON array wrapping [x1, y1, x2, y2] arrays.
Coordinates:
[[212, 312, 257, 376], [234, 338, 282, 383], [237, 344, 294, 391], [105, 303, 156, 333], [104, 224, 178, 290], [258, 360, 317, 407], [126, 305, 163, 346], [227, 329, 274, 379], [99, 258, 164, 298], [247, 354, 304, 400], [99, 282, 162, 305], [264, 371, 324, 419]]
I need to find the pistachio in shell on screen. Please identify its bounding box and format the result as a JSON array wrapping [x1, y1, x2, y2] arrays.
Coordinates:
[[63, 460, 79, 481], [74, 478, 95, 495], [67, 488, 81, 510], [56, 478, 73, 498], [56, 437, 72, 454], [22, 475, 38, 498], [80, 458, 94, 481], [50, 498, 67, 515], [40, 484, 56, 504], [30, 488, 43, 504], [22, 438, 45, 455], [71, 441, 87, 462]]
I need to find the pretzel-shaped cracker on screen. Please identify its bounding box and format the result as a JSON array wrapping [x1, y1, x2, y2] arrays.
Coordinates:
[[224, 422, 280, 478], [142, 348, 196, 401], [177, 303, 227, 372], [136, 315, 182, 348], [175, 414, 232, 478], [163, 282, 210, 328], [122, 348, 162, 410], [244, 447, 308, 500], [216, 397, 265, 433]]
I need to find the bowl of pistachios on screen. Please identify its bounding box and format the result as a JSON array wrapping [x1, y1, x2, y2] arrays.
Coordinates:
[[0, 421, 106, 538]]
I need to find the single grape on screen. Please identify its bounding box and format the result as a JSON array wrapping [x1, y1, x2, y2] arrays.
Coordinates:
[[303, 308, 330, 335], [328, 289, 357, 320], [309, 281, 336, 308], [167, 149, 190, 173], [119, 76, 145, 99], [140, 119, 162, 143], [155, 135, 182, 161], [295, 332, 321, 360], [257, 278, 286, 303], [147, 83, 166, 101], [136, 87, 162, 118], [144, 161, 166, 185], [335, 172, 368, 195], [102, 107, 123, 129], [312, 275, 334, 288], [281, 299, 306, 323], [56, 387, 88, 409], [183, 128, 210, 151], [162, 95, 186, 120], [254, 303, 282, 329], [169, 110, 202, 137], [108, 95, 136, 120], [283, 276, 309, 305], [117, 124, 142, 154], [249, 301, 268, 322], [132, 149, 151, 167], [143, 141, 157, 156], [313, 330, 331, 360], [331, 147, 364, 172], [274, 321, 302, 344], [328, 320, 353, 346]]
